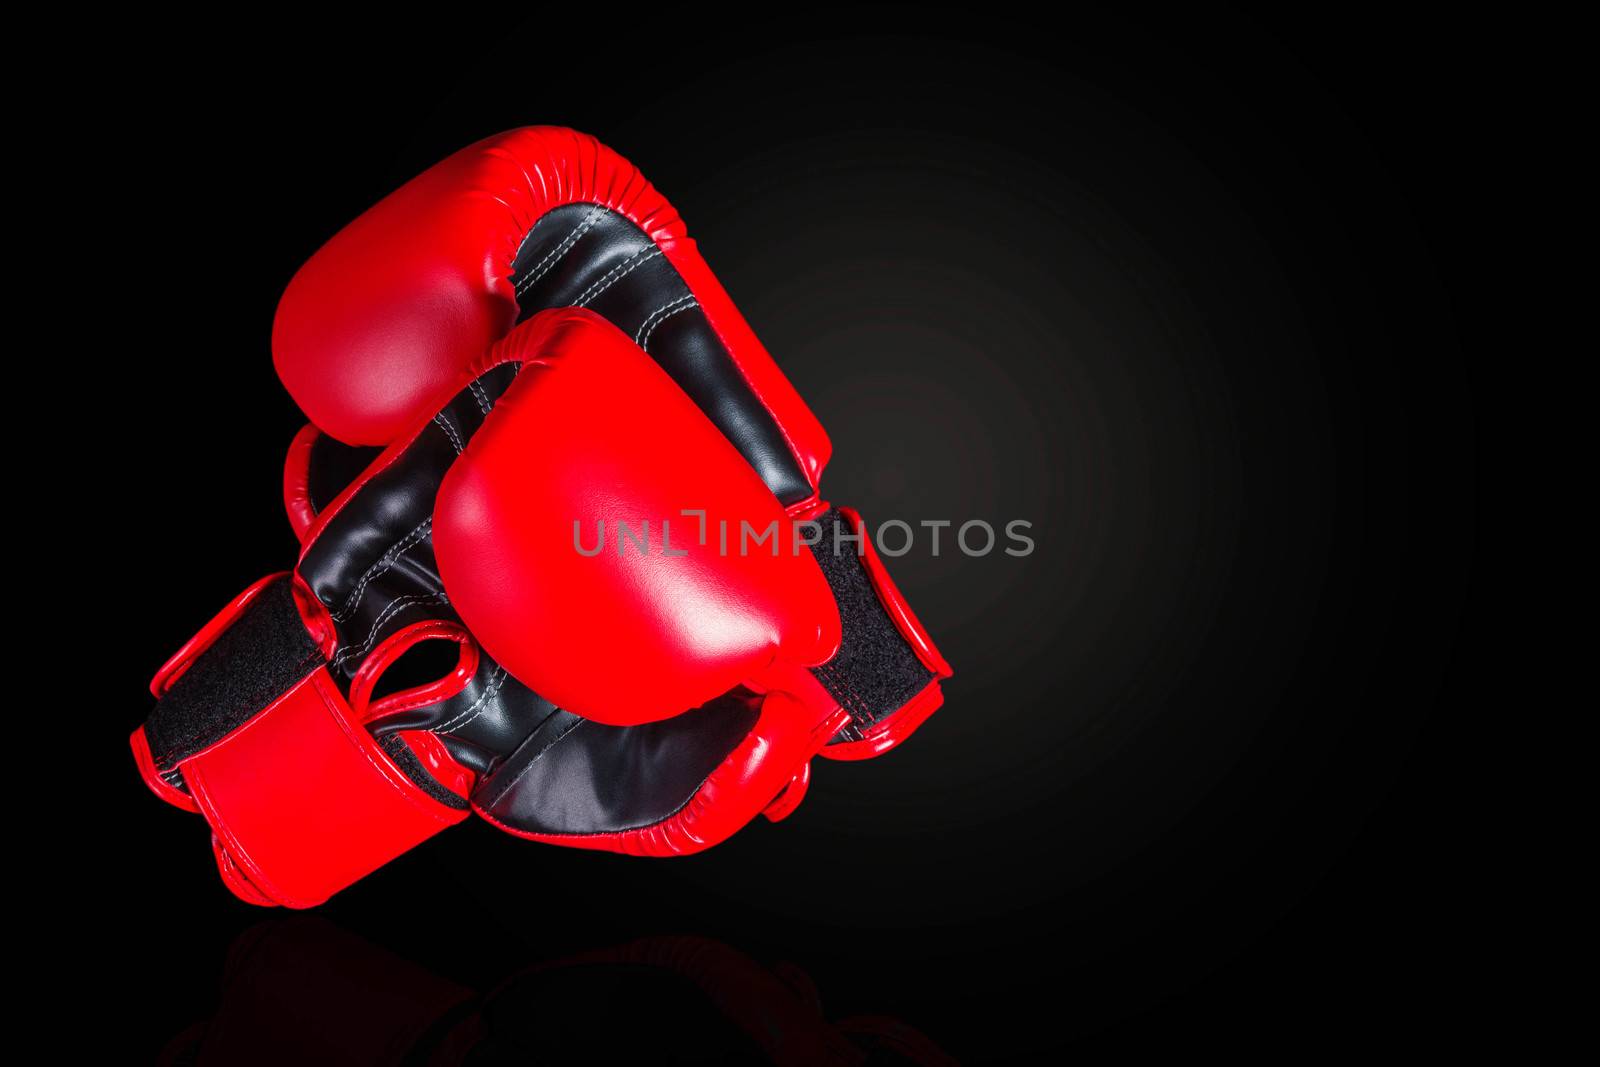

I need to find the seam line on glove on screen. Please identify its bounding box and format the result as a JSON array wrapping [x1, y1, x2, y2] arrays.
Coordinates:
[[431, 665, 509, 735], [637, 295, 699, 351], [573, 247, 662, 308], [330, 592, 450, 668], [331, 518, 433, 622], [483, 713, 587, 810], [514, 204, 607, 295]]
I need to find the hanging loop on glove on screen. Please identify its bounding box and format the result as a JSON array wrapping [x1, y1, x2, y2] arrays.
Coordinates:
[[349, 619, 480, 726]]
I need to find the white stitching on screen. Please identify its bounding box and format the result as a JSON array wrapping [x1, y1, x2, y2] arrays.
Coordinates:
[[574, 247, 662, 308], [433, 413, 464, 455], [485, 715, 588, 809], [513, 204, 603, 293], [633, 292, 697, 344], [630, 292, 694, 342], [639, 297, 699, 352], [431, 665, 508, 734], [331, 592, 446, 666], [513, 205, 606, 296], [331, 518, 432, 622], [330, 592, 449, 667], [468, 379, 492, 416]]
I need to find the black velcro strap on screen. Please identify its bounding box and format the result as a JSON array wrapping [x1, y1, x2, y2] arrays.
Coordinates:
[[379, 735, 470, 811], [144, 576, 326, 773], [807, 510, 937, 742]]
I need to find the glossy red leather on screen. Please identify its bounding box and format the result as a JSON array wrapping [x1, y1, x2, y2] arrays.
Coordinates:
[[129, 726, 199, 813], [436, 309, 841, 727], [213, 841, 277, 907], [274, 125, 829, 487], [347, 620, 479, 726], [179, 666, 467, 908], [761, 760, 812, 823], [819, 678, 946, 760], [282, 423, 320, 542], [142, 126, 954, 902]]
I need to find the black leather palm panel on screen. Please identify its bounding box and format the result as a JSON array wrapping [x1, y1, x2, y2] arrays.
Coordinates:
[[475, 691, 762, 836], [510, 203, 812, 505], [372, 661, 563, 781]]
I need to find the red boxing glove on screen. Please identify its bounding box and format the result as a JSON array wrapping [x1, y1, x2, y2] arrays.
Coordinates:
[[274, 125, 824, 508], [274, 125, 947, 759], [136, 129, 951, 906], [134, 312, 838, 906], [435, 311, 950, 845]]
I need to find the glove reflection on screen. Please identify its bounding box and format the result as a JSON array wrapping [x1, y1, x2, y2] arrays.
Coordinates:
[[159, 918, 956, 1066]]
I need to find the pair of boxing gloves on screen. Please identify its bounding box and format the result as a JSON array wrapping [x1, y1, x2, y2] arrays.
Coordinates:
[[133, 128, 951, 907]]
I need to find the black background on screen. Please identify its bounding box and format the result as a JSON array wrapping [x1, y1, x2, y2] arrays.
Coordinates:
[[79, 7, 1481, 1060]]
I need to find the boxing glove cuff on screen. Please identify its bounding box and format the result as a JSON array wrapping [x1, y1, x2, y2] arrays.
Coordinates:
[[132, 576, 469, 907]]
